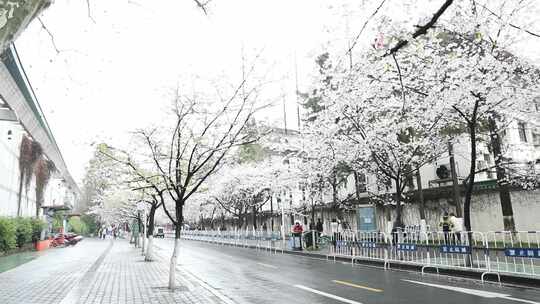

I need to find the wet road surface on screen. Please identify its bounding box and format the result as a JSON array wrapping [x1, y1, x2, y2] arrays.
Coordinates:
[[154, 238, 540, 304]]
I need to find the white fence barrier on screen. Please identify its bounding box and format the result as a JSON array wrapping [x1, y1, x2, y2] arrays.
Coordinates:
[[179, 229, 540, 282]]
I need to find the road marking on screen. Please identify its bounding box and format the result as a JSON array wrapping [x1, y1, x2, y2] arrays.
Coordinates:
[[256, 262, 277, 269], [333, 280, 383, 292], [403, 280, 540, 304], [294, 284, 363, 304]]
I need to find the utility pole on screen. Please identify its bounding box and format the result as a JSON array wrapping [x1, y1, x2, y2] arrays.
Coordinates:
[[448, 141, 463, 217]]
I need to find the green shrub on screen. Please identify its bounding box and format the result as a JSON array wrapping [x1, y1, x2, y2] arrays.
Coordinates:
[[68, 217, 87, 235], [81, 214, 98, 235], [30, 218, 46, 242], [0, 217, 17, 252], [14, 217, 32, 248]]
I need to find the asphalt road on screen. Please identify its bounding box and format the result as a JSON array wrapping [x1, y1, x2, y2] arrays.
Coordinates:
[[154, 238, 540, 304]]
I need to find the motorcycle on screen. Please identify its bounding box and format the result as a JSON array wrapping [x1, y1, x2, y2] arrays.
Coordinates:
[[51, 233, 83, 247]]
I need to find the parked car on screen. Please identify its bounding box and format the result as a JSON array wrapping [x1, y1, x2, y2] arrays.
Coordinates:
[[154, 227, 165, 238]]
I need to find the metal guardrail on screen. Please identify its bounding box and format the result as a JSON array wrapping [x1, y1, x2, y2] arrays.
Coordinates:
[[179, 228, 540, 283]]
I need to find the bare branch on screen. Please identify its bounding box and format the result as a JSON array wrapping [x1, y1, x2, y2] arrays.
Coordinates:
[[385, 0, 454, 56], [37, 17, 60, 54]]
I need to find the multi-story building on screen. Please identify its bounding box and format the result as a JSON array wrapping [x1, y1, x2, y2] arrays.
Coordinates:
[[0, 45, 79, 220]]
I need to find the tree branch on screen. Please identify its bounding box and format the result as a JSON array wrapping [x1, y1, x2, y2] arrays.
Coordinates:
[[385, 0, 454, 56]]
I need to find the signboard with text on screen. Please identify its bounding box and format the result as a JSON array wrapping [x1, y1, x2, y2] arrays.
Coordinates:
[[505, 248, 540, 258], [397, 243, 417, 251], [440, 245, 471, 254]]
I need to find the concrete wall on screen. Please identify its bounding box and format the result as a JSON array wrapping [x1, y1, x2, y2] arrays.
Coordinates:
[[0, 120, 36, 217], [388, 189, 540, 232], [0, 120, 72, 218]]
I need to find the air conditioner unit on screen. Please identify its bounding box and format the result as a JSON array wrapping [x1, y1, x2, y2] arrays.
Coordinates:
[[435, 164, 451, 179]]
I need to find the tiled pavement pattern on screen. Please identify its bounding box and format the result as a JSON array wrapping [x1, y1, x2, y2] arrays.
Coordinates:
[[0, 239, 109, 304], [74, 240, 224, 304], [0, 239, 225, 304]]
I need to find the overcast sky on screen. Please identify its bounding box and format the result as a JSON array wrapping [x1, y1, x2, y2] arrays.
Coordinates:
[[14, 0, 540, 184]]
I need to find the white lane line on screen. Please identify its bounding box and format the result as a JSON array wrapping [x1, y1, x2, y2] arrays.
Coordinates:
[[294, 284, 363, 304], [403, 280, 540, 304], [403, 280, 509, 298], [503, 297, 540, 304], [256, 262, 277, 269]]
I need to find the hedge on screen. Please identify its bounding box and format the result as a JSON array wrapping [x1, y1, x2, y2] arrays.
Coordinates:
[[0, 217, 46, 253], [68, 217, 87, 235], [0, 217, 16, 252]]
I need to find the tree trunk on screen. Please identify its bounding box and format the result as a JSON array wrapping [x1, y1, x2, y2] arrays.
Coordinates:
[[463, 122, 477, 234], [416, 171, 426, 220], [394, 178, 403, 228], [252, 205, 257, 229], [488, 117, 516, 232], [35, 200, 41, 218], [353, 171, 363, 204], [448, 141, 463, 217], [145, 204, 157, 261], [17, 174, 24, 217], [168, 204, 183, 290], [311, 198, 315, 225], [270, 195, 274, 232]]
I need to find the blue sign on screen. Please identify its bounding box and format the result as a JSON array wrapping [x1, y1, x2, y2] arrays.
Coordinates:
[[359, 242, 377, 248], [440, 245, 471, 254], [505, 248, 540, 258], [397, 243, 417, 251]]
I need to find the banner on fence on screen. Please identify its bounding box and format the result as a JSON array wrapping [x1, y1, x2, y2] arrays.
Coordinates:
[[440, 245, 471, 254], [397, 243, 417, 251], [505, 248, 540, 258]]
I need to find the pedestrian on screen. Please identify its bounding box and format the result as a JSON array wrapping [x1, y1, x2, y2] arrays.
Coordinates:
[[292, 221, 303, 250], [330, 218, 339, 250], [316, 218, 323, 234], [439, 212, 453, 244], [131, 219, 140, 248], [449, 213, 462, 244]]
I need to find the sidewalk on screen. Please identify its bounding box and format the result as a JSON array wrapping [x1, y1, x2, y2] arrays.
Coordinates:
[[0, 238, 225, 304]]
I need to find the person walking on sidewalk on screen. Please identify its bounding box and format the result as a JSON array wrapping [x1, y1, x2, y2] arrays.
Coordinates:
[[449, 213, 462, 244], [131, 219, 140, 248]]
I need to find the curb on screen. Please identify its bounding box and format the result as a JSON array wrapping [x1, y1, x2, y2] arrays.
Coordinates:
[[186, 238, 540, 288]]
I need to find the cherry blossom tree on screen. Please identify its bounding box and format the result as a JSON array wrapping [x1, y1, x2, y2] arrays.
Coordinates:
[[132, 71, 267, 289]]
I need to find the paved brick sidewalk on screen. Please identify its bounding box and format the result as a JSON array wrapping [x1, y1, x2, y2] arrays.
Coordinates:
[[73, 240, 225, 304], [0, 239, 109, 304], [0, 239, 226, 304]]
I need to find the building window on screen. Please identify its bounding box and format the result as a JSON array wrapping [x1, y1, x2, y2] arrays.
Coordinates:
[[356, 172, 367, 193], [518, 122, 528, 143], [533, 133, 540, 147]]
